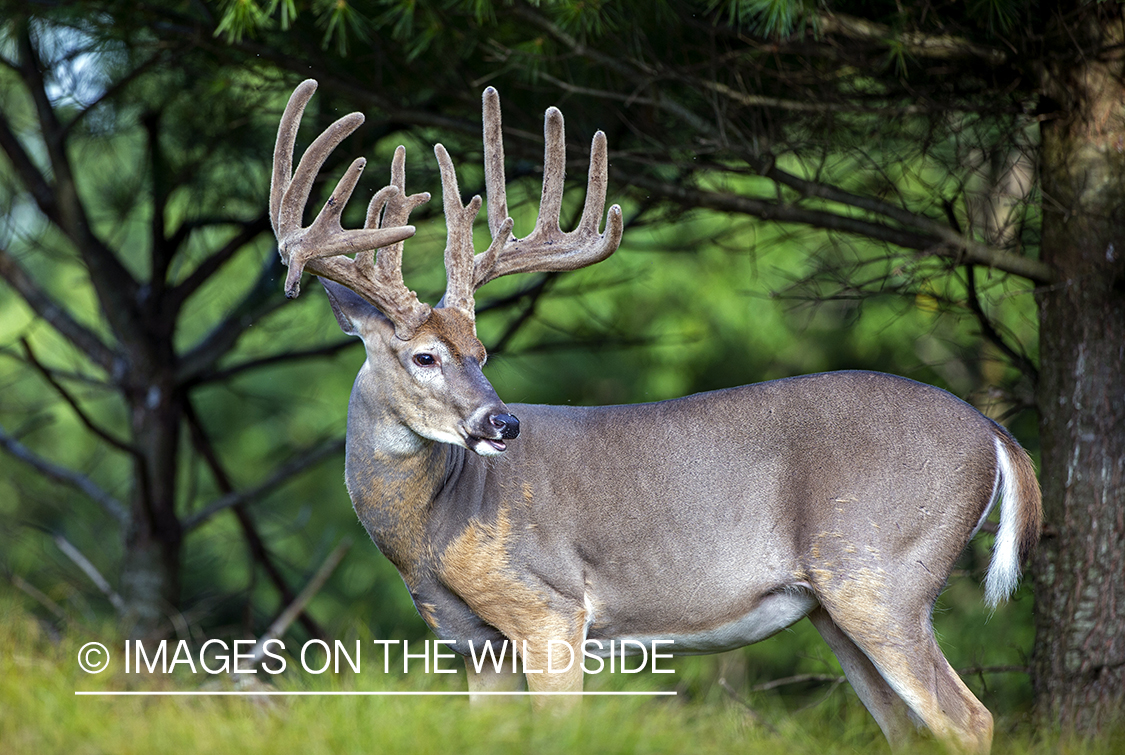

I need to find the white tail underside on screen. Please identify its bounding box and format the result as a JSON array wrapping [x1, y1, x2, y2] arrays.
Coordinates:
[[984, 435, 1023, 608]]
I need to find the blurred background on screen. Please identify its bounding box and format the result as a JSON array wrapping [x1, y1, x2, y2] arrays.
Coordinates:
[[1, 0, 1077, 736]]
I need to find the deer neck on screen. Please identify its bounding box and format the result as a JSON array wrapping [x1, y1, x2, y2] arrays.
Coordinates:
[[342, 362, 458, 583]]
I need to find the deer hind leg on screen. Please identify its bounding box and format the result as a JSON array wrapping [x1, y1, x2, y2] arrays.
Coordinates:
[[808, 606, 919, 750], [817, 593, 993, 754]]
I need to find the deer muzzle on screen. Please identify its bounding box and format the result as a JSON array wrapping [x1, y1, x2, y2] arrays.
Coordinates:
[[490, 413, 520, 440]]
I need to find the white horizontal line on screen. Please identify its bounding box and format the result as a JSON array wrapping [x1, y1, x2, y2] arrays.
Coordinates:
[[75, 690, 677, 697]]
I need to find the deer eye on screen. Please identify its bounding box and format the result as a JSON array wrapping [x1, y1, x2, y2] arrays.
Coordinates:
[[413, 353, 437, 367]]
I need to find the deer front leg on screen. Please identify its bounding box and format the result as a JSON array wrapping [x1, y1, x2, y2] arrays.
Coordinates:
[[464, 644, 524, 704], [520, 628, 586, 712], [436, 509, 591, 710]]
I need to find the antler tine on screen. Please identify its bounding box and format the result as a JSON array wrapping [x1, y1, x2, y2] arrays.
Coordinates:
[[271, 80, 431, 335], [471, 88, 624, 291], [531, 106, 566, 242], [481, 87, 509, 239], [435, 143, 484, 317], [270, 79, 317, 236], [349, 146, 434, 338], [578, 130, 611, 235]]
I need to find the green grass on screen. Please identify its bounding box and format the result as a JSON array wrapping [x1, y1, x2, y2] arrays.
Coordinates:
[[2, 594, 1122, 755]]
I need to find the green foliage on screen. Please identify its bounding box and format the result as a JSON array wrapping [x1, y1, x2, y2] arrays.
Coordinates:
[[967, 0, 1024, 35], [214, 0, 274, 44], [216, 0, 373, 54], [267, 0, 299, 30], [707, 0, 816, 38], [373, 0, 444, 61], [315, 0, 372, 55]]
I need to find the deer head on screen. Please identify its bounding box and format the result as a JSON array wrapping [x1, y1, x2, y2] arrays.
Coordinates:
[[270, 80, 623, 455]]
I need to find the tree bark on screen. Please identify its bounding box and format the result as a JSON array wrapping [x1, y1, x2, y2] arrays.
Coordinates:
[[1033, 13, 1125, 733], [119, 377, 184, 635]]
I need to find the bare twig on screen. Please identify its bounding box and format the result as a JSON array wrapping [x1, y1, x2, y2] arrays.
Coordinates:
[[762, 166, 1055, 284], [749, 672, 845, 693], [718, 677, 780, 734], [964, 265, 1039, 384], [817, 12, 1008, 65], [486, 274, 556, 356], [743, 664, 1027, 696], [53, 533, 127, 614], [541, 69, 931, 117], [183, 400, 326, 640], [623, 172, 934, 251], [796, 675, 848, 713], [957, 664, 1030, 676], [8, 572, 69, 623], [241, 539, 352, 670]]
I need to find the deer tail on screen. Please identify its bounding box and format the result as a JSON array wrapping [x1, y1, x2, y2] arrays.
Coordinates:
[[983, 429, 1042, 608]]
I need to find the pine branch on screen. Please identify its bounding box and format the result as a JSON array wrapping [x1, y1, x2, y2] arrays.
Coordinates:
[[516, 6, 1054, 285], [168, 215, 272, 312], [817, 12, 1009, 65], [0, 247, 118, 373], [176, 253, 287, 383], [183, 437, 345, 531], [21, 338, 139, 456], [623, 172, 1054, 282], [190, 339, 359, 387], [0, 424, 129, 525]]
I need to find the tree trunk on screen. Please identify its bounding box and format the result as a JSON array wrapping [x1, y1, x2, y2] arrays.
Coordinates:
[[119, 379, 183, 636], [1032, 14, 1125, 733], [119, 524, 180, 634]]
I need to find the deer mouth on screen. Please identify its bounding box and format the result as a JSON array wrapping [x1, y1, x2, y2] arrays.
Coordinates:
[[482, 438, 508, 454], [456, 414, 517, 454], [467, 434, 508, 456], [459, 423, 508, 456], [462, 412, 519, 456]]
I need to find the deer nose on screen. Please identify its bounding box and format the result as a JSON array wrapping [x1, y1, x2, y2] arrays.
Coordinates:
[[490, 413, 520, 439]]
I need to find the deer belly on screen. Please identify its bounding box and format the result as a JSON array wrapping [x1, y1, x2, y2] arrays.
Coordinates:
[[586, 589, 818, 655]]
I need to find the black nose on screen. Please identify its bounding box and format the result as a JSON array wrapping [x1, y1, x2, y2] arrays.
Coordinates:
[[490, 413, 520, 439]]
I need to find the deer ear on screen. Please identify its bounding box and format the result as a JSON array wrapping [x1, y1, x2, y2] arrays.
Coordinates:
[[320, 278, 392, 338]]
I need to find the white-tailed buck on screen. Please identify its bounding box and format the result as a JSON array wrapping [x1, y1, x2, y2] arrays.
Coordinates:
[[270, 80, 1040, 754]]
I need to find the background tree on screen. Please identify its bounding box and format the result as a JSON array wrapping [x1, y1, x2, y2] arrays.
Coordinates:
[[0, 11, 359, 637], [1, 0, 1121, 739]]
